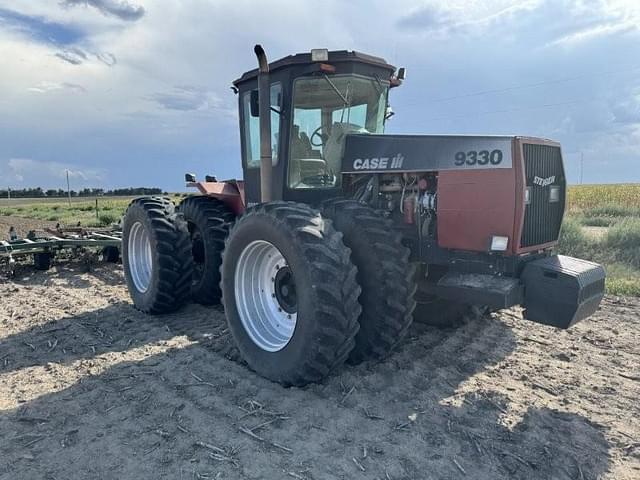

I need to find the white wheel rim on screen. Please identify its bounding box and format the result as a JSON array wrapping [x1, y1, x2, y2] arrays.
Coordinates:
[[128, 221, 153, 293], [234, 240, 298, 352]]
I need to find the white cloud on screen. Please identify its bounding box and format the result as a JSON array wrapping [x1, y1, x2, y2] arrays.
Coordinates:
[[0, 158, 106, 188], [0, 0, 639, 188], [27, 81, 86, 93], [60, 0, 145, 22], [149, 85, 223, 112], [398, 0, 541, 34]]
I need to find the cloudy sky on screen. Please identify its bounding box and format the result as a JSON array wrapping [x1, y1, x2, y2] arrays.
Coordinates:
[[0, 0, 639, 191]]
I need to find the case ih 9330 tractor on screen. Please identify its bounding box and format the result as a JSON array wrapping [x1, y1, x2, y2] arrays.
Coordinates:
[[121, 45, 605, 386]]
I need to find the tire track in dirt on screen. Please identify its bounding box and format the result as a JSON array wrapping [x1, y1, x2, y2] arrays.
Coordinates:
[[1, 263, 638, 479]]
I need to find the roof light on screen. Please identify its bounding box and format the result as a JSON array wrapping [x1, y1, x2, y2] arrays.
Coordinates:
[[311, 48, 329, 62]]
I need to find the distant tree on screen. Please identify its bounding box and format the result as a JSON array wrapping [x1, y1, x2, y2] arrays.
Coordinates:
[[1, 186, 164, 198]]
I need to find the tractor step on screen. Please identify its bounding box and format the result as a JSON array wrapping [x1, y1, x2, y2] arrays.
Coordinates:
[[430, 272, 523, 309]]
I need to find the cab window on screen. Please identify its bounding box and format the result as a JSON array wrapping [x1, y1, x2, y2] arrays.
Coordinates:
[[288, 75, 387, 189], [242, 83, 282, 168]]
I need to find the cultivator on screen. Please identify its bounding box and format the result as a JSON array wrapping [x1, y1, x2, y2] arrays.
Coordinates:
[[1, 225, 121, 272]]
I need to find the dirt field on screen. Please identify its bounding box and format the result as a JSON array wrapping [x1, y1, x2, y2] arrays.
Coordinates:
[[1, 260, 639, 479]]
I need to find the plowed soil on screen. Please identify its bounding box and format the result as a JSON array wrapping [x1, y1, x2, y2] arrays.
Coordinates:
[[1, 258, 639, 479]]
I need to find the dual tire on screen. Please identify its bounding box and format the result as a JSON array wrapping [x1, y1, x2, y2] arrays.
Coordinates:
[[122, 197, 192, 314], [321, 199, 417, 363], [122, 195, 234, 313], [220, 200, 417, 384], [122, 198, 417, 385], [179, 196, 234, 305]]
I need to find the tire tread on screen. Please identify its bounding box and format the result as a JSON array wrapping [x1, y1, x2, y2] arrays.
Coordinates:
[[322, 199, 417, 363], [179, 195, 235, 304], [222, 201, 361, 386], [123, 196, 192, 314]]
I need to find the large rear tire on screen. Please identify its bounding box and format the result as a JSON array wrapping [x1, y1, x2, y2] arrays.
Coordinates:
[[322, 199, 417, 363], [179, 196, 234, 305], [122, 197, 192, 314], [221, 201, 361, 386]]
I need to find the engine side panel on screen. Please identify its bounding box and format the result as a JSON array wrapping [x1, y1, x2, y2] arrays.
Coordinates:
[[436, 167, 517, 253]]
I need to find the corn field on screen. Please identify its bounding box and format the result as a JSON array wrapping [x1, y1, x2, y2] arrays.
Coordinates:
[[567, 184, 640, 212]]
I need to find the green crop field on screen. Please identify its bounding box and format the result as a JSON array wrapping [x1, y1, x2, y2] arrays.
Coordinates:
[[1, 185, 639, 296], [0, 195, 185, 227], [0, 197, 134, 227], [560, 184, 640, 296]]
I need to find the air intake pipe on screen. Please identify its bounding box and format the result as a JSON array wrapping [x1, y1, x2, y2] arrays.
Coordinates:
[[254, 44, 272, 203]]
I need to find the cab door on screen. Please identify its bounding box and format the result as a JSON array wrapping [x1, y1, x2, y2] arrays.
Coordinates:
[[240, 83, 283, 205]]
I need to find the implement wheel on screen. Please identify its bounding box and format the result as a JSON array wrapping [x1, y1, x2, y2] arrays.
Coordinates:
[[102, 246, 120, 263], [34, 252, 52, 271], [122, 197, 192, 314], [322, 199, 417, 363], [179, 196, 235, 305], [221, 201, 361, 386]]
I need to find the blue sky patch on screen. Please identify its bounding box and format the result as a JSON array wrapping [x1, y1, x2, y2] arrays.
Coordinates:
[[0, 7, 84, 46]]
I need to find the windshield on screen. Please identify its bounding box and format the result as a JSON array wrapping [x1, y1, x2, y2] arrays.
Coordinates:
[[288, 75, 388, 189]]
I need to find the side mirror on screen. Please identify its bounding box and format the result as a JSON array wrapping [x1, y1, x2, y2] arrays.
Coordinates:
[[250, 89, 260, 117], [385, 105, 395, 121]]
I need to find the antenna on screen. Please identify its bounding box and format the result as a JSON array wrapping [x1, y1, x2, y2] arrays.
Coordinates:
[[66, 169, 72, 206]]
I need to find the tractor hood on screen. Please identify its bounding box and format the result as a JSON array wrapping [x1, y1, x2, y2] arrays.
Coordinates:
[[341, 134, 518, 173]]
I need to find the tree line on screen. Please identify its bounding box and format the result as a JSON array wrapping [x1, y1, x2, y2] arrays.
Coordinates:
[[0, 187, 165, 198]]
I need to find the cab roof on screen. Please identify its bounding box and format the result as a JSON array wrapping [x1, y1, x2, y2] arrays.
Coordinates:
[[233, 50, 396, 87]]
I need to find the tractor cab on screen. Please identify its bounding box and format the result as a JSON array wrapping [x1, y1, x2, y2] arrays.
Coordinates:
[[232, 49, 401, 205]]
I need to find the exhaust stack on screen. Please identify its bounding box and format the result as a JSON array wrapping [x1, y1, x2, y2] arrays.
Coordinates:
[[254, 44, 272, 203]]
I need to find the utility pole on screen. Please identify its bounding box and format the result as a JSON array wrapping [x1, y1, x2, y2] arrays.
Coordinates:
[[580, 152, 584, 185], [7, 187, 10, 201], [66, 169, 72, 206]]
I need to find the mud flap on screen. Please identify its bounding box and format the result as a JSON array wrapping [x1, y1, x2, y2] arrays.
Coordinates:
[[521, 255, 605, 329]]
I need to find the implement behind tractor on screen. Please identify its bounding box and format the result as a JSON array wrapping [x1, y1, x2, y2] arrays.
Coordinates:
[[120, 46, 605, 386], [1, 225, 121, 272]]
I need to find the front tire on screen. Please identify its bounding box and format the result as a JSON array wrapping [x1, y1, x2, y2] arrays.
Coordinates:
[[221, 202, 361, 386], [322, 199, 417, 363], [179, 196, 234, 305], [122, 197, 192, 314]]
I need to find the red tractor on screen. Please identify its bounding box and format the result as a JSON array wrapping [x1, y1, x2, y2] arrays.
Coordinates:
[[121, 46, 605, 386]]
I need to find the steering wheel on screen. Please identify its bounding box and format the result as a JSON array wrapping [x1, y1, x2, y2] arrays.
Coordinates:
[[310, 126, 326, 147]]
